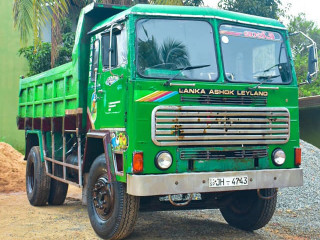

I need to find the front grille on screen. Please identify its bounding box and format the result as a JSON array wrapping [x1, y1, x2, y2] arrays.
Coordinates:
[[151, 106, 290, 146], [179, 148, 268, 160], [181, 95, 267, 106]]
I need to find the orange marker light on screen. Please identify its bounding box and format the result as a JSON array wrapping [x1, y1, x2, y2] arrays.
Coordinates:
[[295, 148, 301, 166], [133, 152, 143, 173]]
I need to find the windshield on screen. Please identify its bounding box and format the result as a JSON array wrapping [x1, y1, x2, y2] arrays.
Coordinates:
[[136, 19, 218, 81], [220, 25, 291, 84]]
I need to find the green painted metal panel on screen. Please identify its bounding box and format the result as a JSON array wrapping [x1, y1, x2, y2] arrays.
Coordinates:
[[18, 62, 76, 118]]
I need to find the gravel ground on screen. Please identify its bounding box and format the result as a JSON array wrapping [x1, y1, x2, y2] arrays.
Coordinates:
[[274, 139, 320, 237], [278, 140, 320, 211]]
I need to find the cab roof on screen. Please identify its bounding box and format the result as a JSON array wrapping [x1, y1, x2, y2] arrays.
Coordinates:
[[90, 4, 286, 34]]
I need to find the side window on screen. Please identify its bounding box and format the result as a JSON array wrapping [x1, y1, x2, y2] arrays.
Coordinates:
[[102, 33, 117, 68], [91, 39, 100, 81], [102, 26, 127, 69], [116, 28, 128, 66]]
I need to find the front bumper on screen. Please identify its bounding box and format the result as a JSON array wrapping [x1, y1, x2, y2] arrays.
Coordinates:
[[127, 168, 303, 196]]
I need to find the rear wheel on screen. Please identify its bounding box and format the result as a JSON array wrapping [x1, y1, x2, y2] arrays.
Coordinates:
[[26, 146, 51, 206], [48, 164, 68, 205], [87, 155, 140, 240], [220, 188, 277, 230]]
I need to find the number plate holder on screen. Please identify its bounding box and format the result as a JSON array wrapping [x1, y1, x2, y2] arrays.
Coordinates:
[[209, 176, 249, 188]]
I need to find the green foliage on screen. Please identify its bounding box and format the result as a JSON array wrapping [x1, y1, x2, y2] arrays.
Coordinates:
[[19, 17, 76, 76], [18, 43, 52, 76], [295, 54, 320, 97], [218, 0, 284, 19], [55, 18, 76, 67], [182, 0, 203, 6]]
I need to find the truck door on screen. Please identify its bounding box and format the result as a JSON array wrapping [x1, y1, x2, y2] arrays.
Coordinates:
[[88, 24, 128, 130]]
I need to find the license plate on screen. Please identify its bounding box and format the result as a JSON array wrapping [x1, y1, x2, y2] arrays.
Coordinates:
[[209, 176, 249, 188]]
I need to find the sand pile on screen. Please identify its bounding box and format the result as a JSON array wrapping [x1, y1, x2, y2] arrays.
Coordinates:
[[0, 142, 26, 193]]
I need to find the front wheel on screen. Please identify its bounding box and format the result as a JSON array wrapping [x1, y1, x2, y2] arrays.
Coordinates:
[[87, 154, 140, 240], [220, 188, 277, 230]]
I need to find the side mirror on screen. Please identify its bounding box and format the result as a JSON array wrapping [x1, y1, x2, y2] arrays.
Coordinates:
[[308, 46, 317, 77]]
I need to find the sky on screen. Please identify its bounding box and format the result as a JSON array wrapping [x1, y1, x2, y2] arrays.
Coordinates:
[[202, 0, 320, 27]]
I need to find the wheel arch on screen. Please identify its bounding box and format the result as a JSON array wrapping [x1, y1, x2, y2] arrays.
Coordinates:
[[83, 131, 116, 182], [25, 130, 44, 161]]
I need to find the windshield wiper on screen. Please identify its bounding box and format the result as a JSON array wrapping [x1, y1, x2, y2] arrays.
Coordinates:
[[254, 63, 284, 75], [163, 64, 210, 86], [255, 75, 280, 80], [250, 75, 280, 89]]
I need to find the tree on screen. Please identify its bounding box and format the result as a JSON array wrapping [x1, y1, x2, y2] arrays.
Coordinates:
[[218, 0, 284, 19], [18, 43, 52, 76], [138, 35, 190, 71], [13, 0, 68, 47], [13, 0, 69, 69], [183, 0, 203, 6]]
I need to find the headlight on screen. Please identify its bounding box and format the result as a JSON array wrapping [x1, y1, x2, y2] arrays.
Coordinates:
[[272, 148, 286, 166], [155, 151, 173, 170]]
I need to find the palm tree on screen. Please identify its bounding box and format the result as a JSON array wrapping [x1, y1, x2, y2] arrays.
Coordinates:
[[159, 39, 190, 68], [13, 0, 134, 68], [138, 36, 190, 72], [13, 0, 68, 48]]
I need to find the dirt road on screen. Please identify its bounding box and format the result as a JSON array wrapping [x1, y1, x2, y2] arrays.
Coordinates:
[[0, 186, 319, 240]]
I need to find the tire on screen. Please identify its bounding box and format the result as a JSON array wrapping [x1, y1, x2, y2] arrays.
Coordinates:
[[87, 154, 140, 240], [26, 146, 51, 206], [48, 170, 69, 205], [220, 188, 277, 231]]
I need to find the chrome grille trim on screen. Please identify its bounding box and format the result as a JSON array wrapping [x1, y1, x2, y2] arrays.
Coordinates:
[[151, 106, 290, 146], [180, 95, 267, 106], [179, 148, 268, 160]]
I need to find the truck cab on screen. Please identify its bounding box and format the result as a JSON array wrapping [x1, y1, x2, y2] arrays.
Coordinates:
[[87, 4, 302, 190]]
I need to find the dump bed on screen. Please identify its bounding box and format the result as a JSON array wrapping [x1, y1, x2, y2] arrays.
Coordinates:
[[18, 62, 76, 118]]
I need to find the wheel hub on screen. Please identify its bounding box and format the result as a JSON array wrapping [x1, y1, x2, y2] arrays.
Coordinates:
[[92, 177, 114, 220]]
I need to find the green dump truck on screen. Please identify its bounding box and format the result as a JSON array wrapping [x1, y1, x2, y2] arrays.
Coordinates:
[[17, 3, 318, 240]]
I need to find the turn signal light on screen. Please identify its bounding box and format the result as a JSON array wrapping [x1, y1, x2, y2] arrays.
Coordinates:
[[133, 152, 143, 173], [295, 148, 301, 166]]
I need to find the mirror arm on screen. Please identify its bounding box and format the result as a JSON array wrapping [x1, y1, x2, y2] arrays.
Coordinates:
[[109, 23, 115, 76], [298, 81, 309, 86], [291, 31, 318, 85]]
